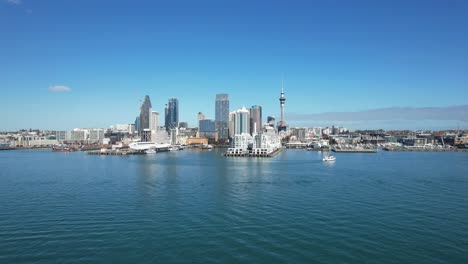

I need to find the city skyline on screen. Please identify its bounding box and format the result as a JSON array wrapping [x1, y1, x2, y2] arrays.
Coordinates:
[[2, 0, 468, 130]]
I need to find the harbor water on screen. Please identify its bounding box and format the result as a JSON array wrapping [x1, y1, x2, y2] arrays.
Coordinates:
[[1, 149, 467, 263]]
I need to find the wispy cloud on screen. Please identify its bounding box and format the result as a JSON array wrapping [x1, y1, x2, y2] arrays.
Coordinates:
[[49, 85, 71, 92], [6, 0, 22, 5]]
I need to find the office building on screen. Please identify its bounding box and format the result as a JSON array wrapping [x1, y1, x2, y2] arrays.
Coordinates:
[[149, 109, 159, 132], [215, 94, 229, 140], [249, 105, 262, 135], [165, 98, 179, 130], [139, 95, 152, 135], [199, 119, 216, 138], [233, 106, 250, 135]]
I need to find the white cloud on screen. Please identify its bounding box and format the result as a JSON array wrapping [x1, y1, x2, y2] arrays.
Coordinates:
[[49, 85, 71, 92], [6, 0, 22, 5]]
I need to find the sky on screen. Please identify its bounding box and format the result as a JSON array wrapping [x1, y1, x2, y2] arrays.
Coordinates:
[[2, 0, 468, 131]]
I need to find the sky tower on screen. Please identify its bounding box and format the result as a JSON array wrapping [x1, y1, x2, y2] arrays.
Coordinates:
[[277, 81, 288, 132]]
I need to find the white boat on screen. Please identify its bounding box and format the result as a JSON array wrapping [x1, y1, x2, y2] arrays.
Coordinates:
[[169, 146, 180, 151], [323, 154, 336, 162], [145, 148, 157, 154], [129, 141, 171, 152], [201, 144, 213, 150]]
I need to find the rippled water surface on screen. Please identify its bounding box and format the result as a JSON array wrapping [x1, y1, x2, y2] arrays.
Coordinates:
[[1, 149, 467, 263]]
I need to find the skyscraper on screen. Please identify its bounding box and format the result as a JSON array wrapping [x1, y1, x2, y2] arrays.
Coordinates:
[[249, 105, 262, 135], [139, 95, 152, 135], [215, 94, 229, 140], [277, 82, 288, 132], [149, 109, 159, 132], [232, 106, 250, 135], [165, 98, 179, 131]]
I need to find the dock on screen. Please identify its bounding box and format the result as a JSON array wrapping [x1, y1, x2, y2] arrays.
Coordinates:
[[223, 147, 284, 158]]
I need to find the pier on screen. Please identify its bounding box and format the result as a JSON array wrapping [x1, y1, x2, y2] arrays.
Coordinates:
[[223, 147, 284, 158]]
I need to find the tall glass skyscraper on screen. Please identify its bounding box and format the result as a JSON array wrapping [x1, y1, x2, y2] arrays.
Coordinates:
[[249, 105, 262, 135], [215, 94, 229, 140], [139, 95, 152, 136], [165, 98, 179, 130]]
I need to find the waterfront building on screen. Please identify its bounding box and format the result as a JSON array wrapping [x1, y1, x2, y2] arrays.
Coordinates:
[[54, 131, 68, 142], [249, 105, 262, 135], [267, 116, 275, 128], [11, 134, 59, 147], [277, 81, 288, 132], [215, 94, 229, 140], [165, 98, 179, 130], [401, 137, 427, 146], [70, 129, 88, 142], [139, 95, 152, 136], [186, 137, 208, 145], [89, 129, 105, 142], [229, 133, 253, 154], [251, 132, 281, 155]]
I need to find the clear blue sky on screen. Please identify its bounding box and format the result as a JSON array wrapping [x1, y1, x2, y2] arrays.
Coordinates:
[[2, 0, 468, 130]]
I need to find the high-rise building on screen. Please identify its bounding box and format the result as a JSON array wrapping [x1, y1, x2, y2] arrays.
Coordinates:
[[215, 94, 229, 140], [249, 105, 262, 135], [165, 98, 179, 130], [233, 106, 250, 135], [199, 119, 216, 138], [149, 109, 159, 132], [139, 95, 152, 135], [277, 81, 288, 132], [135, 116, 140, 134]]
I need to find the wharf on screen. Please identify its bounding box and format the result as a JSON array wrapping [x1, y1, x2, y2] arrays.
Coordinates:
[[332, 148, 377, 153], [224, 147, 284, 158], [87, 150, 144, 156]]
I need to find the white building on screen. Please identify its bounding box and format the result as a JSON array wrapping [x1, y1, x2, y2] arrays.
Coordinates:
[[149, 109, 159, 132], [228, 106, 250, 136], [54, 131, 69, 142], [114, 124, 134, 134], [70, 129, 88, 141], [89, 129, 105, 142], [251, 132, 281, 155], [226, 133, 253, 155]]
